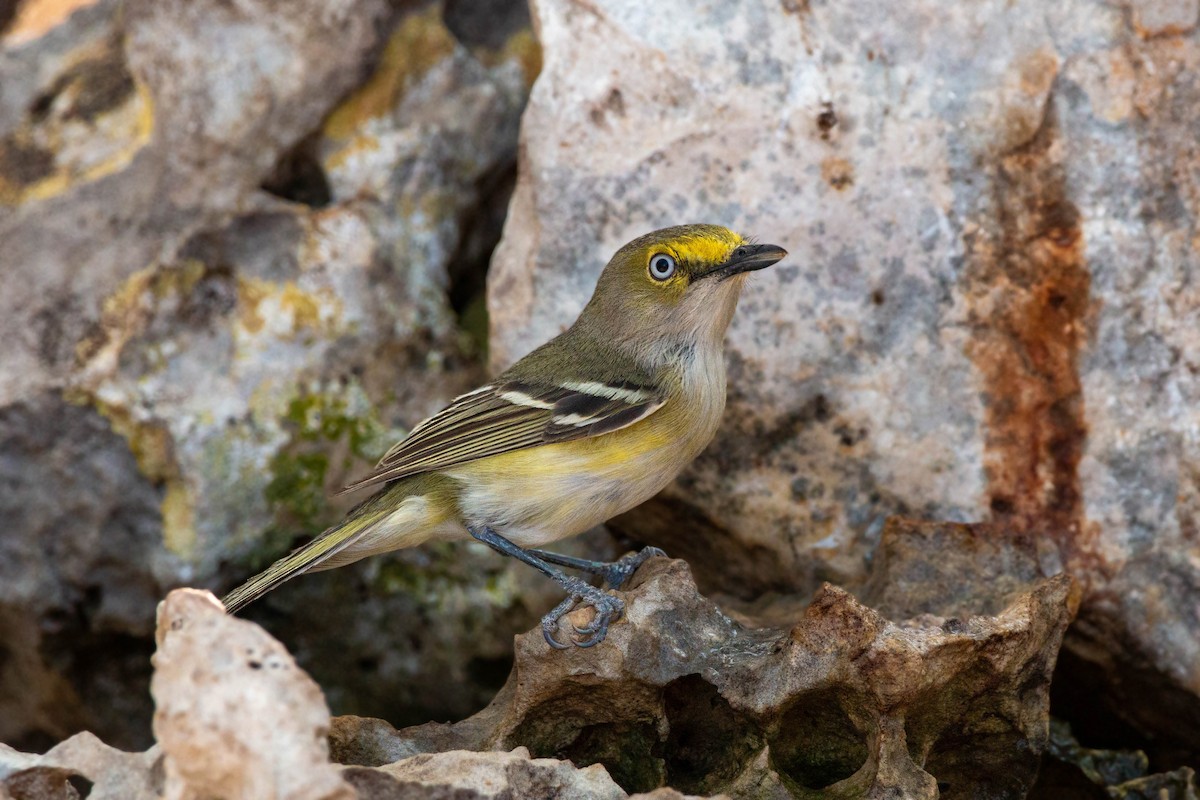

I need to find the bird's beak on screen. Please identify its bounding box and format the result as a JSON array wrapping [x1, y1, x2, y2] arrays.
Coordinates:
[[703, 243, 788, 281]]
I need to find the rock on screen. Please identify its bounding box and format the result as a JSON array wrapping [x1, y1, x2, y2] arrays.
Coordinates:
[[0, 0, 542, 750], [0, 558, 1073, 800], [0, 587, 705, 800], [151, 589, 352, 800], [487, 0, 1200, 757], [0, 732, 162, 800], [333, 553, 1075, 799], [342, 748, 627, 800], [859, 516, 1065, 618], [1032, 719, 1200, 799]]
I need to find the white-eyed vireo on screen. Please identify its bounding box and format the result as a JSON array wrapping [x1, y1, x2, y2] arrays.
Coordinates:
[[223, 224, 787, 647]]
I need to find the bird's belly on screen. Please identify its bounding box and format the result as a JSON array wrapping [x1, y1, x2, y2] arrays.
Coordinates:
[[444, 415, 709, 548]]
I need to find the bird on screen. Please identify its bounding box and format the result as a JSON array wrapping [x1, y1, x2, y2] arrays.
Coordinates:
[[222, 224, 787, 648]]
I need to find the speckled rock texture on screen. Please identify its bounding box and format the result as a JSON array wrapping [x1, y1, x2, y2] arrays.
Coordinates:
[[487, 0, 1200, 760], [0, 0, 544, 750]]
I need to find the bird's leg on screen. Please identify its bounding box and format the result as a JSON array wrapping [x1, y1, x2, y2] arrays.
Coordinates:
[[468, 526, 625, 649], [527, 546, 667, 589]]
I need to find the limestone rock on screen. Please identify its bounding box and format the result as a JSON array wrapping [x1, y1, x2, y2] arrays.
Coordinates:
[[487, 0, 1200, 756], [0, 534, 1074, 799], [0, 732, 162, 800], [332, 551, 1075, 799], [0, 0, 540, 749], [0, 588, 700, 800], [151, 589, 352, 800], [1034, 719, 1200, 798]]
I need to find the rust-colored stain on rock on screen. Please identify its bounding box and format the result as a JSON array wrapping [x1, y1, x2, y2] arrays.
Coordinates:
[[821, 156, 854, 190], [962, 108, 1092, 554]]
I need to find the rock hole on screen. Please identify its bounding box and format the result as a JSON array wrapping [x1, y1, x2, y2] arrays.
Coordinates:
[[907, 675, 1041, 799], [247, 660, 262, 670], [442, 0, 530, 51], [817, 101, 838, 139], [561, 721, 663, 793], [446, 161, 517, 355], [659, 674, 763, 794], [178, 264, 238, 329], [29, 88, 57, 122], [505, 681, 664, 794], [261, 134, 331, 208], [465, 654, 511, 692], [870, 288, 886, 305], [768, 689, 868, 789], [67, 775, 93, 798], [812, 394, 831, 423], [4, 767, 90, 799], [1050, 639, 1200, 771]]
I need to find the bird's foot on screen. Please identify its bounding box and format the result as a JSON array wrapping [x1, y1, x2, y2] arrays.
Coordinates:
[[598, 546, 666, 588], [527, 545, 667, 588], [542, 576, 625, 649]]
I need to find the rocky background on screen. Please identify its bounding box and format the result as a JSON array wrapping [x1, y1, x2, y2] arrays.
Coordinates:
[[0, 0, 1197, 797]]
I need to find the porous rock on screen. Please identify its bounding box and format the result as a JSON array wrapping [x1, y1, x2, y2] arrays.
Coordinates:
[[332, 551, 1075, 799], [1, 553, 1075, 800], [487, 0, 1200, 756], [0, 0, 541, 749], [0, 587, 672, 800]]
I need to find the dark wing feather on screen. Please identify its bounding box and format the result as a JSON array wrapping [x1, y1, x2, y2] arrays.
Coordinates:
[[337, 378, 665, 494]]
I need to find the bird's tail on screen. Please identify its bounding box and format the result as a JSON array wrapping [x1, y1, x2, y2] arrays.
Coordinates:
[[221, 501, 390, 615]]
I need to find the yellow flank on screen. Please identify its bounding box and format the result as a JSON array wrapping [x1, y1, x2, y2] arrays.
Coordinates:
[[444, 390, 716, 548], [460, 395, 683, 479]]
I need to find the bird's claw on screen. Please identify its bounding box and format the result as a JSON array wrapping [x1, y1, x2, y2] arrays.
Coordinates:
[[599, 546, 667, 588], [541, 577, 625, 649]]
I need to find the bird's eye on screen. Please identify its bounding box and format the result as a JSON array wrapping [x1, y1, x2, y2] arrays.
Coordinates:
[[648, 253, 677, 281]]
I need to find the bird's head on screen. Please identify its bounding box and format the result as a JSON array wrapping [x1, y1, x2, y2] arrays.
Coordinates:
[[580, 224, 787, 356]]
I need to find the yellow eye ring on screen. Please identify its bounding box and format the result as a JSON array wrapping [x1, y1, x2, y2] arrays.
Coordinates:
[[648, 253, 677, 281]]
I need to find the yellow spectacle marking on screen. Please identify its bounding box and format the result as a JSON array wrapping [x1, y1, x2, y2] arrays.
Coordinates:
[[660, 230, 745, 267]]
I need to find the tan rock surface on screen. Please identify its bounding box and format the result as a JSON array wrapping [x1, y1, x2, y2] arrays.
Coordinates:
[[151, 589, 352, 800], [0, 586, 705, 800]]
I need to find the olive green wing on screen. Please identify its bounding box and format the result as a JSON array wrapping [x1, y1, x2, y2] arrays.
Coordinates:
[[337, 376, 666, 494]]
